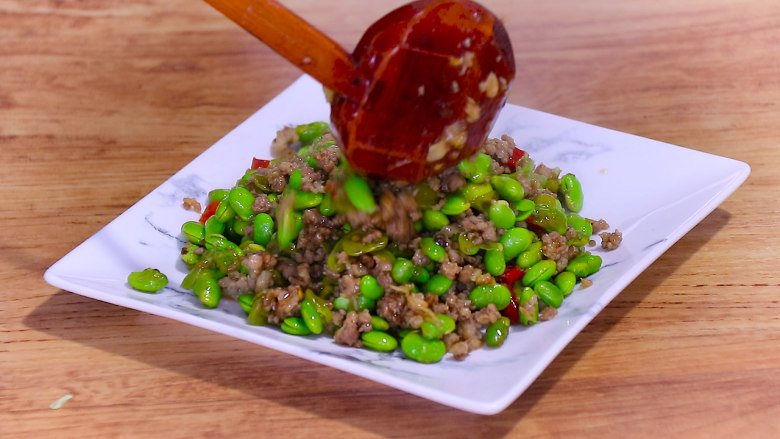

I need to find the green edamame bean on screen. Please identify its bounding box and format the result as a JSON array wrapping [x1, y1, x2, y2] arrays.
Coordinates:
[[238, 294, 253, 314], [281, 316, 312, 335], [333, 296, 351, 311], [420, 237, 446, 262], [247, 292, 269, 325], [239, 169, 256, 185], [517, 241, 542, 268], [462, 182, 496, 211], [423, 274, 453, 296], [488, 200, 516, 229], [412, 265, 431, 284], [253, 213, 274, 246], [414, 184, 438, 208], [555, 271, 577, 297], [370, 315, 390, 332], [441, 195, 470, 216], [532, 194, 568, 234], [208, 188, 230, 202], [326, 238, 346, 273], [204, 215, 225, 236], [356, 295, 376, 311], [490, 175, 525, 202], [212, 246, 243, 275], [295, 121, 329, 145], [514, 199, 535, 221], [566, 213, 593, 247], [391, 258, 414, 284], [401, 332, 446, 363], [297, 144, 312, 161], [421, 320, 444, 339], [267, 193, 278, 203], [457, 233, 479, 255], [127, 268, 168, 293], [276, 204, 299, 249], [469, 283, 512, 310], [303, 290, 332, 324], [300, 299, 323, 334], [484, 248, 506, 276], [229, 187, 256, 221], [294, 210, 303, 238], [319, 192, 335, 216], [485, 316, 511, 347], [522, 259, 557, 286], [293, 191, 323, 210], [204, 233, 239, 251], [229, 218, 251, 237], [559, 173, 584, 212], [457, 153, 492, 183], [240, 241, 264, 254], [422, 209, 450, 230], [341, 231, 388, 256], [437, 314, 456, 334], [180, 244, 200, 266], [534, 280, 563, 308], [193, 276, 221, 308], [566, 253, 602, 277], [344, 175, 376, 213], [397, 328, 415, 339], [214, 200, 234, 223], [361, 330, 398, 352], [500, 227, 534, 260], [288, 169, 303, 190], [181, 221, 205, 245], [181, 256, 216, 289], [517, 286, 539, 326], [359, 275, 384, 300]]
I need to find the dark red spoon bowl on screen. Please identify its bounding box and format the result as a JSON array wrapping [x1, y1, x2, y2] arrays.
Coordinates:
[[204, 0, 515, 181]]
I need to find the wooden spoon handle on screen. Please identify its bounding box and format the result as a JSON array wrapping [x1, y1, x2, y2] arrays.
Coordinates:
[[203, 0, 364, 99]]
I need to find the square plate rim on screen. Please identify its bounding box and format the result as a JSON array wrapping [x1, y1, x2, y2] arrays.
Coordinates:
[[43, 75, 751, 415]]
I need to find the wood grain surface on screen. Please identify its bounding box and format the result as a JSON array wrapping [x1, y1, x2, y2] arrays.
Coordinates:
[[2, 0, 779, 437]]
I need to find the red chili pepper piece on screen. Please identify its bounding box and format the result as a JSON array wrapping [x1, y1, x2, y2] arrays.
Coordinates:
[[497, 265, 525, 286], [501, 287, 520, 324], [507, 148, 526, 170], [199, 200, 221, 224], [251, 157, 271, 170]]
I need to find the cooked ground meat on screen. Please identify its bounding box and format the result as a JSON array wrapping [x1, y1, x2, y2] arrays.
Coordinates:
[[252, 193, 276, 213], [438, 167, 467, 193], [313, 144, 339, 173], [590, 218, 610, 234], [458, 211, 498, 244], [182, 197, 202, 213], [541, 230, 580, 271], [219, 271, 253, 300], [333, 310, 373, 347], [263, 285, 303, 324], [540, 306, 558, 321], [271, 125, 298, 156], [600, 229, 623, 250], [243, 251, 276, 278], [482, 134, 516, 169], [376, 290, 407, 327]]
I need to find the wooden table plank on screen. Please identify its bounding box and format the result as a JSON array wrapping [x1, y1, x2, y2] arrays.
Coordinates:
[[3, 0, 779, 437]]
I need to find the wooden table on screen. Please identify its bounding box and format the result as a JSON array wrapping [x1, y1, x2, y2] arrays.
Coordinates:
[[4, 0, 779, 437]]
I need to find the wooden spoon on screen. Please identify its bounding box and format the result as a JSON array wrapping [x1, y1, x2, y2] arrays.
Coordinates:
[[204, 0, 515, 181]]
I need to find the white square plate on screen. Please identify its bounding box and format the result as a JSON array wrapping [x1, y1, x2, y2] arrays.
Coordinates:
[[44, 75, 750, 415]]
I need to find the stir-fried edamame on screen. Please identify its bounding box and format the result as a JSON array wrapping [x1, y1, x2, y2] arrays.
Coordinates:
[[167, 121, 620, 363]]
